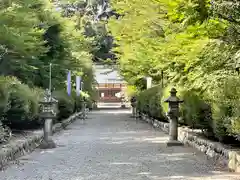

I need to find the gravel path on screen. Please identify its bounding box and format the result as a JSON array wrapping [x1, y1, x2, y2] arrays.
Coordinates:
[[0, 109, 239, 180]]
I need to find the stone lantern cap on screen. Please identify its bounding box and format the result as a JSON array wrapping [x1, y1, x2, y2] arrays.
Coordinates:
[[164, 88, 184, 103]]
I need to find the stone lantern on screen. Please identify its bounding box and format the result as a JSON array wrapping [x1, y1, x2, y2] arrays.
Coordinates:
[[164, 88, 183, 146], [80, 96, 87, 120], [39, 89, 58, 149], [130, 96, 137, 118]]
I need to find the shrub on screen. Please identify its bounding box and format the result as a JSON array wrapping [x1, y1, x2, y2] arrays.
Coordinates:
[[137, 78, 240, 142], [71, 90, 92, 111], [53, 90, 75, 121], [160, 84, 211, 130], [137, 85, 165, 121], [0, 76, 20, 115], [0, 76, 93, 130], [86, 98, 93, 109], [84, 94, 93, 109], [2, 80, 43, 129], [162, 85, 213, 133], [0, 77, 11, 115], [53, 89, 93, 121], [180, 90, 213, 135], [208, 77, 240, 142], [138, 84, 214, 136], [70, 90, 82, 112]]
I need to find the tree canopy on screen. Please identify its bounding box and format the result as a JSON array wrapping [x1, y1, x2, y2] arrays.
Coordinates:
[[0, 0, 99, 133], [0, 0, 95, 94], [108, 0, 237, 88], [57, 0, 118, 63], [108, 0, 240, 137]]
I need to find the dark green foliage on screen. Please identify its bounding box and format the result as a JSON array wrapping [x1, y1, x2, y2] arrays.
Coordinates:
[[53, 90, 75, 121], [137, 79, 240, 142], [0, 0, 96, 132], [134, 78, 147, 91], [180, 90, 213, 135], [0, 76, 92, 130], [137, 85, 165, 121], [137, 85, 215, 139], [209, 77, 240, 141], [0, 76, 13, 115], [0, 0, 95, 93], [58, 0, 117, 63], [109, 0, 240, 142], [1, 77, 43, 129], [85, 96, 94, 110]]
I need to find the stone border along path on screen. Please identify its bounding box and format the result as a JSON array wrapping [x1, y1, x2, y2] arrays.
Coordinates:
[[139, 113, 240, 173], [0, 112, 82, 170], [0, 109, 240, 180]]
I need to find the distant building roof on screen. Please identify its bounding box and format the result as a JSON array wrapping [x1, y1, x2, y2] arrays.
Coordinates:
[[94, 65, 125, 84]]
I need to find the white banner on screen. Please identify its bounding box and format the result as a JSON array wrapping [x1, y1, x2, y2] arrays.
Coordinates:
[[76, 76, 81, 96], [146, 77, 152, 89]]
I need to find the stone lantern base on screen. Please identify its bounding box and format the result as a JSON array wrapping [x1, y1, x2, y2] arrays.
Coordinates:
[[39, 139, 56, 149], [166, 140, 183, 147]]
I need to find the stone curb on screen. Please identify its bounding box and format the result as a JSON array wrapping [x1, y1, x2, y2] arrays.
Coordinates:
[[0, 112, 82, 169], [139, 113, 240, 172]]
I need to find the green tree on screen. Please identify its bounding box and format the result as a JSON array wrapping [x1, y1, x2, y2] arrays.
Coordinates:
[[58, 0, 118, 63], [0, 0, 95, 94], [108, 0, 240, 138]]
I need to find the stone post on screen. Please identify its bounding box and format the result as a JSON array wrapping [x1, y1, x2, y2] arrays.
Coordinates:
[[132, 105, 137, 117], [131, 96, 137, 118], [164, 88, 183, 146], [39, 89, 58, 149], [81, 97, 86, 120], [121, 97, 126, 108]]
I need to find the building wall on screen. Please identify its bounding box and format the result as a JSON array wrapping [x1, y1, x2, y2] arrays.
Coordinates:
[[94, 64, 126, 102], [96, 83, 126, 102]]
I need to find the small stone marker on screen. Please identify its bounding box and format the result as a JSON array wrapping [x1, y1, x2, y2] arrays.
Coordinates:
[[130, 96, 137, 118]]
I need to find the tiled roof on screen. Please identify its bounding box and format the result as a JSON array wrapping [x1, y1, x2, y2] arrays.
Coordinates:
[[94, 65, 125, 84]]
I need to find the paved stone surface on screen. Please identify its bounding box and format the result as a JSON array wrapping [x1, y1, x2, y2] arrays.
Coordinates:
[[97, 102, 130, 108], [0, 109, 240, 180]]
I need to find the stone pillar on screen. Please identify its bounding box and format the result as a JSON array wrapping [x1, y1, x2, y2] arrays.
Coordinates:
[[164, 88, 183, 146], [81, 98, 86, 120], [44, 118, 52, 141], [131, 106, 136, 117], [40, 117, 56, 149], [169, 116, 178, 141], [131, 97, 137, 118]]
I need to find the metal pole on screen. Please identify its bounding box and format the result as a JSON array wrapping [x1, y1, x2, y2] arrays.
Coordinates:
[[49, 63, 52, 94]]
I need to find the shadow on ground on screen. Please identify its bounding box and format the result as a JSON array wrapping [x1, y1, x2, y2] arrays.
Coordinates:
[[0, 109, 239, 180], [81, 110, 240, 180]]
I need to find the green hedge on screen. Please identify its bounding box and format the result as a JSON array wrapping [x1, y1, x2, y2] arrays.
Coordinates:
[[0, 76, 92, 130], [136, 80, 240, 143], [52, 90, 93, 121], [137, 85, 166, 121], [53, 90, 75, 121], [208, 77, 240, 142], [0, 76, 44, 129]]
